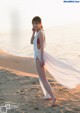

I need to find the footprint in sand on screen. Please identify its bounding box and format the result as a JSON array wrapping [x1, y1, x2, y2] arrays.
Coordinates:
[[32, 81, 36, 84], [34, 107, 39, 110], [16, 89, 25, 95]]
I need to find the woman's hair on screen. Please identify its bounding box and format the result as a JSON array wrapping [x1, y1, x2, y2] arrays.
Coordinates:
[[32, 16, 42, 24], [32, 16, 43, 29]]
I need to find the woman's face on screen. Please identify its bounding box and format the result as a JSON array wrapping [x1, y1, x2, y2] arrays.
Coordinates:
[[32, 22, 42, 31]]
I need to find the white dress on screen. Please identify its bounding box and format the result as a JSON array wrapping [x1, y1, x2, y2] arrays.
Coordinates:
[[33, 29, 46, 63], [33, 29, 80, 98]]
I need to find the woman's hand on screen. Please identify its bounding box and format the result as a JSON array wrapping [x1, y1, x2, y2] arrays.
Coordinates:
[[32, 28, 35, 34], [40, 58, 45, 67]]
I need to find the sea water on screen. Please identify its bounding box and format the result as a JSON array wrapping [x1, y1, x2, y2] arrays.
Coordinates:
[[0, 25, 80, 68]]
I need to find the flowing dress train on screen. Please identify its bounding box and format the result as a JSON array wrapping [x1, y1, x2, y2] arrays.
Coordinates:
[[33, 29, 80, 98]]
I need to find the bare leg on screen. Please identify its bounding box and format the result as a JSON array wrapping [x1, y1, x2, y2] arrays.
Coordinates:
[[39, 77, 51, 99], [36, 57, 56, 105], [38, 64, 51, 98]]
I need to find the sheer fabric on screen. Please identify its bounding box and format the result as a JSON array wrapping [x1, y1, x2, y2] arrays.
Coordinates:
[[33, 29, 80, 97]]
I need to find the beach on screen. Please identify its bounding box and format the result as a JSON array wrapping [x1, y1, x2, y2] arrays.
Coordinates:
[[0, 49, 80, 113], [0, 0, 80, 112]]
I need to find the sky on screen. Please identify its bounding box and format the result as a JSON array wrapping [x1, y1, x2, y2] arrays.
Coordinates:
[[0, 0, 80, 32]]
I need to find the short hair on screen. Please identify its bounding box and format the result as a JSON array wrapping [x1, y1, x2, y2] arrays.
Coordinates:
[[32, 16, 42, 24]]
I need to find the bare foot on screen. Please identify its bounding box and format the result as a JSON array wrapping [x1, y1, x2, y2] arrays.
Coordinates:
[[42, 96, 52, 100], [51, 97, 56, 106]]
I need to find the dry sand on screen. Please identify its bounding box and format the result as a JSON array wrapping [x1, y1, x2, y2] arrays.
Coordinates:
[[0, 49, 80, 113]]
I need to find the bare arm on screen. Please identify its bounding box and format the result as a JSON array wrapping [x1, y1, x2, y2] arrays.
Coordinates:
[[30, 28, 35, 44], [30, 32, 35, 44]]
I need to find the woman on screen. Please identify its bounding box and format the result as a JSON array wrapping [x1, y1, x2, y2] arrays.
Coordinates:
[[30, 16, 80, 106], [30, 16, 56, 106]]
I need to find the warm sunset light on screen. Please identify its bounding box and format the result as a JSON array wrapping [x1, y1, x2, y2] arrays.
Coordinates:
[[0, 1, 80, 112]]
